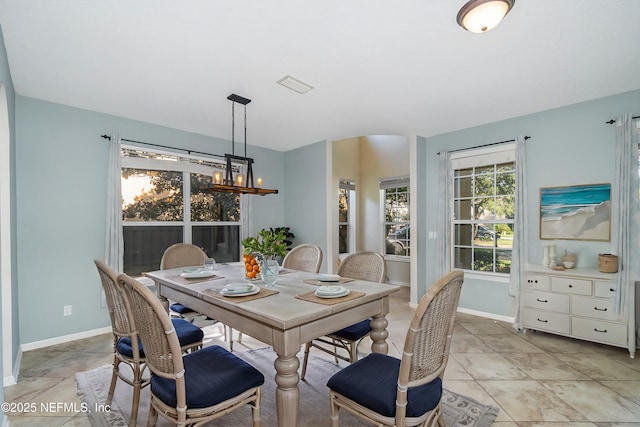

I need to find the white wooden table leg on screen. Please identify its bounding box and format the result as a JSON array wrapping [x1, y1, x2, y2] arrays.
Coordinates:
[[274, 352, 300, 427]]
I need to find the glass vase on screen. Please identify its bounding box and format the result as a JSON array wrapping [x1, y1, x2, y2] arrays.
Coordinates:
[[261, 257, 279, 287]]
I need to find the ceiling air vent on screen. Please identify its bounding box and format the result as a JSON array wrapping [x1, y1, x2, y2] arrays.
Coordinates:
[[276, 75, 314, 94]]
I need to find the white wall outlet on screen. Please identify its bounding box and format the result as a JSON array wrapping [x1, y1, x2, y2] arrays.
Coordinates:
[[63, 305, 72, 316]]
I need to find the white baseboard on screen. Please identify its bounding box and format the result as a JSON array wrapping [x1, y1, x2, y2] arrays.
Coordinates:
[[20, 326, 112, 352], [3, 374, 16, 386], [3, 347, 20, 385], [388, 280, 409, 287], [457, 307, 515, 324]]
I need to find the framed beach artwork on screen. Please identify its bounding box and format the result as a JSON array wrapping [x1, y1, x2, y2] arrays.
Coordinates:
[[539, 183, 611, 241]]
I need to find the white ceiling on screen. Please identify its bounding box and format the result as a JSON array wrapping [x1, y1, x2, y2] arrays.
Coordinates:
[[1, 0, 639, 152]]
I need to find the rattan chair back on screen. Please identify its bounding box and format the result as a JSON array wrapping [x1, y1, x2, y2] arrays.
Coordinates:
[[396, 270, 464, 423], [282, 244, 323, 273], [118, 274, 188, 401], [95, 260, 139, 343], [337, 251, 387, 283], [160, 243, 207, 270], [300, 251, 387, 381], [327, 270, 464, 427], [94, 260, 146, 427], [118, 273, 262, 426]]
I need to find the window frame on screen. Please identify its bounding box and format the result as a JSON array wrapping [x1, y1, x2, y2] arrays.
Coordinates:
[[380, 176, 410, 260], [338, 179, 356, 254], [450, 144, 515, 277], [121, 145, 245, 274]]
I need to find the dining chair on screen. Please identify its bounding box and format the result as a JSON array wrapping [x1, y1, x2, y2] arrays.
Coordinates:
[[117, 273, 264, 427], [300, 251, 387, 380], [327, 270, 464, 427], [160, 243, 209, 323], [160, 243, 237, 349], [282, 243, 323, 273], [94, 260, 204, 427]]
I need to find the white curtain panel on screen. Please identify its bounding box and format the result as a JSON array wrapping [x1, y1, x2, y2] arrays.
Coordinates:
[[510, 135, 528, 330], [435, 151, 452, 279], [613, 114, 640, 318], [105, 134, 123, 272], [240, 193, 252, 242]]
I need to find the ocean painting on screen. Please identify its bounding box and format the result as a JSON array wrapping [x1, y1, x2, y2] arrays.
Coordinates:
[[540, 183, 611, 241]]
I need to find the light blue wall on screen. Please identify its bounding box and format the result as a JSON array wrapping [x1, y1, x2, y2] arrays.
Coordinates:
[[14, 96, 285, 344], [0, 22, 16, 421], [283, 140, 328, 271], [422, 89, 640, 317]]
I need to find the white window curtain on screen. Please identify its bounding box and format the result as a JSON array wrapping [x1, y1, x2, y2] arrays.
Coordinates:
[[105, 134, 123, 271], [612, 114, 640, 319], [241, 193, 253, 242], [510, 135, 528, 330], [434, 151, 452, 279]]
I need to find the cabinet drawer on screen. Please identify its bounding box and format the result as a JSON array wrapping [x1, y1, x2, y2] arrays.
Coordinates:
[[571, 317, 627, 346], [572, 296, 617, 320], [551, 277, 592, 295], [524, 274, 550, 291], [594, 281, 616, 299], [523, 308, 570, 334], [523, 291, 569, 313]]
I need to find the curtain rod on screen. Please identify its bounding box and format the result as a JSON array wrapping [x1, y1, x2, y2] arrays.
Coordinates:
[[605, 116, 640, 124], [437, 136, 530, 156], [100, 134, 225, 160]]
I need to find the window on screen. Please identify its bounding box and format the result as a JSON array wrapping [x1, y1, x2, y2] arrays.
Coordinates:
[[338, 179, 355, 254], [381, 177, 410, 257], [121, 147, 242, 276], [452, 146, 515, 274]]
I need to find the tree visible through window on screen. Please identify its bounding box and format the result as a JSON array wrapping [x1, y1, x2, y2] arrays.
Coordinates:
[[452, 159, 515, 274], [121, 148, 241, 276], [382, 178, 410, 257], [339, 179, 355, 254]]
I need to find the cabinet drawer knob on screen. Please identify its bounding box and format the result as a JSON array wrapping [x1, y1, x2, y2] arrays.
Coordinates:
[[610, 288, 615, 292], [594, 328, 608, 333], [536, 298, 548, 303], [568, 284, 573, 288], [594, 307, 608, 312], [537, 318, 548, 323]]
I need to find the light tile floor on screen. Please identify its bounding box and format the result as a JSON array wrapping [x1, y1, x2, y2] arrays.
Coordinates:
[[4, 286, 640, 426]]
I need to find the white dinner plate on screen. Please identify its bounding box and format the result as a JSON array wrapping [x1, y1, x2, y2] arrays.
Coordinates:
[[316, 285, 346, 295], [317, 274, 341, 282], [315, 288, 350, 299], [180, 270, 216, 279], [220, 284, 260, 297]]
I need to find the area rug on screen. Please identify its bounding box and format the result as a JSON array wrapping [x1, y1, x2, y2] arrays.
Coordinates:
[[76, 348, 498, 427]]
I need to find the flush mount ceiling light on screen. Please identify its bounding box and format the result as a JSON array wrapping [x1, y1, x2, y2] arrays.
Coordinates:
[[276, 75, 314, 94], [457, 0, 515, 33]]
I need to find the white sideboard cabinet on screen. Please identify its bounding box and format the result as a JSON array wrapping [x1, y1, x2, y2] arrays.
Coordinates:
[[522, 265, 635, 358]]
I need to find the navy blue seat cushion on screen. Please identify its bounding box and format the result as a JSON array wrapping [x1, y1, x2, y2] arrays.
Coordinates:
[[170, 303, 195, 314], [327, 352, 442, 418], [116, 319, 204, 358], [331, 319, 371, 341], [151, 345, 265, 409]]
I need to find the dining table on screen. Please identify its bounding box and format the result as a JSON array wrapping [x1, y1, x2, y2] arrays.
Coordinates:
[[144, 262, 400, 427]]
